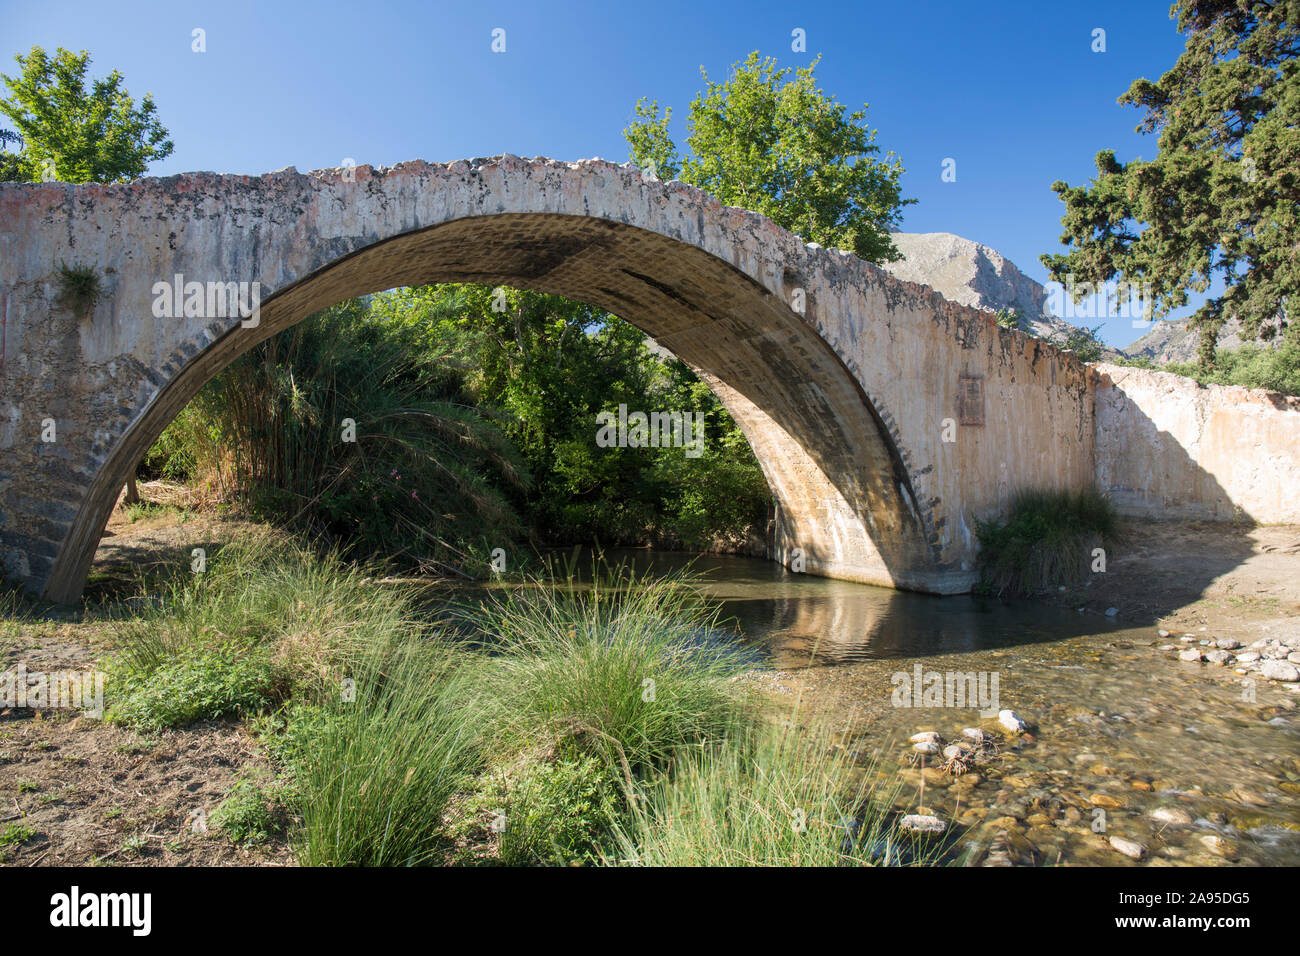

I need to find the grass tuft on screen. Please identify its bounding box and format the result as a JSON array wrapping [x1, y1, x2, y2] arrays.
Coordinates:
[[975, 486, 1120, 596]]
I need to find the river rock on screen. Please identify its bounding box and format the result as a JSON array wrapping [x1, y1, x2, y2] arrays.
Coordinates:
[[1205, 650, 1233, 665], [1199, 834, 1238, 859], [1237, 651, 1261, 662], [909, 731, 942, 744], [913, 741, 940, 755], [1109, 836, 1147, 860], [1150, 807, 1193, 825], [1261, 660, 1300, 682], [1178, 649, 1203, 662], [1216, 638, 1242, 650], [899, 814, 947, 834], [998, 709, 1028, 733]]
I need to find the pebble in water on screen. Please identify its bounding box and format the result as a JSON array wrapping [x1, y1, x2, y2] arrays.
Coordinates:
[[1261, 660, 1300, 682], [899, 814, 947, 834], [1109, 836, 1147, 860], [998, 710, 1028, 733]]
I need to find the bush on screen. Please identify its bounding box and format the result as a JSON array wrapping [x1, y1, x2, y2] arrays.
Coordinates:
[[975, 487, 1119, 596], [105, 531, 429, 728], [146, 298, 529, 577], [1164, 339, 1300, 397], [472, 755, 622, 866]]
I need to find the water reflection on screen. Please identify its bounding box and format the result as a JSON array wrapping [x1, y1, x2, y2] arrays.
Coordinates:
[[540, 548, 1121, 669]]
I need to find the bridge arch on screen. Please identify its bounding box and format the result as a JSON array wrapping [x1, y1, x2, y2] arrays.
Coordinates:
[[0, 156, 1094, 601]]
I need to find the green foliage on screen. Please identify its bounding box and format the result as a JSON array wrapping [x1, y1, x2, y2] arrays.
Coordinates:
[[107, 647, 273, 732], [0, 823, 36, 847], [104, 531, 428, 726], [1041, 1, 1299, 363], [54, 262, 101, 315], [0, 46, 173, 183], [625, 51, 913, 263], [975, 487, 1120, 597], [1045, 323, 1107, 363], [1164, 339, 1300, 395], [472, 756, 622, 866], [995, 308, 1026, 331], [210, 775, 289, 844], [373, 285, 772, 550], [610, 724, 931, 866], [153, 299, 529, 576]]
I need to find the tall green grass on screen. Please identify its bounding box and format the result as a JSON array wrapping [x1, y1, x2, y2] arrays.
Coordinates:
[[975, 487, 1120, 597], [456, 569, 757, 780], [144, 298, 529, 576], [288, 638, 490, 866], [609, 723, 934, 866]]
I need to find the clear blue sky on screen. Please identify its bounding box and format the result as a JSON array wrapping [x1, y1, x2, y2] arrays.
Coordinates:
[[2, 0, 1195, 347]]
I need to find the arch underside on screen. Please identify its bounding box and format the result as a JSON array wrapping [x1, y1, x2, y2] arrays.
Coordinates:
[[46, 213, 948, 601]]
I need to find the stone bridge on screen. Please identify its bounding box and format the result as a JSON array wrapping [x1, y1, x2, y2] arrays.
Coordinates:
[[0, 155, 1096, 602]]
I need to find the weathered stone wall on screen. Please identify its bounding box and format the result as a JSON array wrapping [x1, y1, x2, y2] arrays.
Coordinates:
[[1092, 363, 1300, 523], [0, 156, 1095, 601]]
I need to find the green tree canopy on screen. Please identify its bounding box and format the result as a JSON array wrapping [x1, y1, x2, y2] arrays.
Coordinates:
[[625, 51, 913, 264], [1041, 0, 1299, 364], [0, 46, 173, 183]]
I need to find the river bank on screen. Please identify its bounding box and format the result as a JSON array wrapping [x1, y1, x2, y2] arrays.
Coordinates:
[[2, 498, 1297, 866]]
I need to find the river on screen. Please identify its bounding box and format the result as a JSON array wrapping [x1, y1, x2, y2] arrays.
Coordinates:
[[449, 548, 1300, 866]]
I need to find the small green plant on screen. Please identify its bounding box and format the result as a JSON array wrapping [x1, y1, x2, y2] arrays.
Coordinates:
[[289, 639, 490, 867], [975, 486, 1120, 596], [995, 307, 1025, 330], [120, 833, 149, 857], [460, 567, 757, 779], [210, 776, 288, 844], [55, 261, 102, 316], [0, 822, 36, 847], [1045, 323, 1107, 362]]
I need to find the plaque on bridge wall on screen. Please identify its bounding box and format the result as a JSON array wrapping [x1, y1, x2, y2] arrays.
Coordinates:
[[958, 374, 985, 426]]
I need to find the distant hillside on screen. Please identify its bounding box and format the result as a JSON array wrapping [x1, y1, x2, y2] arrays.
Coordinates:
[[1124, 314, 1284, 364], [880, 232, 1124, 360]]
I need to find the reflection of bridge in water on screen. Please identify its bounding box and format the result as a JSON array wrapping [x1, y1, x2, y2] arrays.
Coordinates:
[[716, 588, 1118, 669]]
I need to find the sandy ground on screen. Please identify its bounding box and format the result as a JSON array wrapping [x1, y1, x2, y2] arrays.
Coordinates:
[[2, 487, 1297, 867], [1049, 517, 1300, 643]]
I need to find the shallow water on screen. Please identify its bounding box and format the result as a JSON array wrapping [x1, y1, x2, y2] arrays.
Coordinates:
[[457, 549, 1300, 865]]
